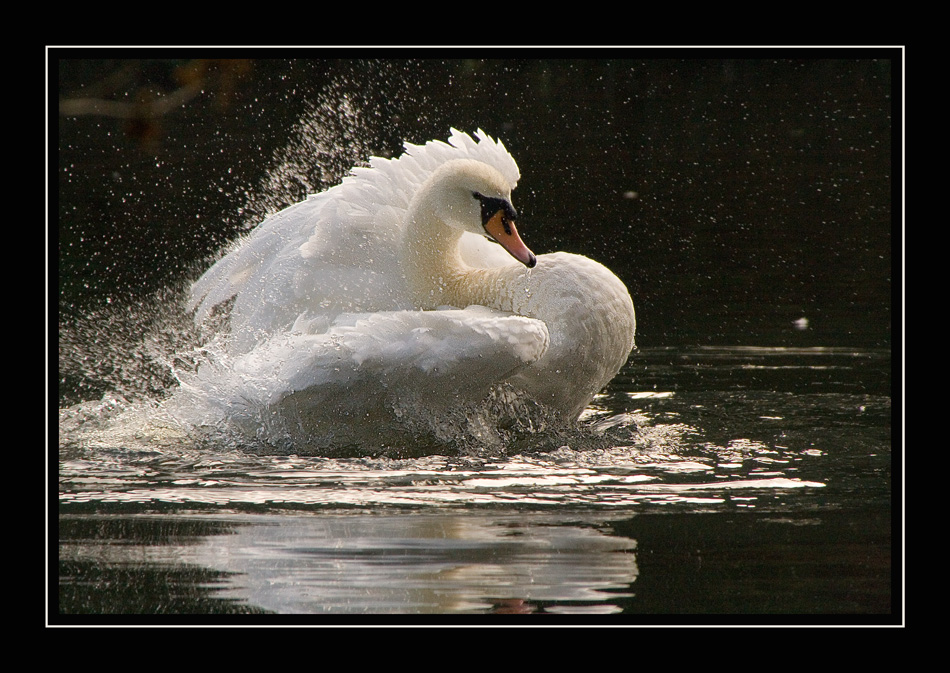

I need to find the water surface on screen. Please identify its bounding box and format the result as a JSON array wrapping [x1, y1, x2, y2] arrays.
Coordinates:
[[58, 346, 892, 617]]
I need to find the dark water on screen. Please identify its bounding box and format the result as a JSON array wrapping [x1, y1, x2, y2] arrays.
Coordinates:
[[53, 55, 898, 621]]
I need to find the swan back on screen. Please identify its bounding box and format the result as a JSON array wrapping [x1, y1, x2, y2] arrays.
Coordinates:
[[468, 251, 636, 418]]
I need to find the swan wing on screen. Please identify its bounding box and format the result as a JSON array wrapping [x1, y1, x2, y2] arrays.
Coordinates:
[[177, 307, 549, 435], [187, 194, 330, 323], [272, 307, 549, 402]]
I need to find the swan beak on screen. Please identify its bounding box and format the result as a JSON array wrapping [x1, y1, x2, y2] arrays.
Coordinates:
[[484, 211, 537, 268]]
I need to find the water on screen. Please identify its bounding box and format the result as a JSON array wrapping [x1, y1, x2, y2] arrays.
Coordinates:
[[53, 57, 897, 621], [57, 344, 892, 617]]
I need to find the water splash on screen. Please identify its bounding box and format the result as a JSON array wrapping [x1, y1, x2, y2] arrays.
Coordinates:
[[241, 95, 378, 226]]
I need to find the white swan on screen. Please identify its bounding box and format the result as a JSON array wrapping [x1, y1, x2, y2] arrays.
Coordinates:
[[185, 129, 635, 443]]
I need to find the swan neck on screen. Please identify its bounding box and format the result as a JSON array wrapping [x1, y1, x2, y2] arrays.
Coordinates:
[[402, 200, 469, 308], [401, 165, 522, 310]]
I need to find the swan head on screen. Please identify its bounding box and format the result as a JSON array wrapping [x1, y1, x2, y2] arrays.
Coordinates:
[[473, 191, 536, 268], [414, 159, 536, 268]]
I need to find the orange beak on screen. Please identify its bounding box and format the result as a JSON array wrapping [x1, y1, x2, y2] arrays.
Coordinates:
[[483, 210, 537, 268]]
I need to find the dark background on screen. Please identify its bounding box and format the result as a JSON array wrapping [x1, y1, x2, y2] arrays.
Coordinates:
[[55, 55, 896, 352]]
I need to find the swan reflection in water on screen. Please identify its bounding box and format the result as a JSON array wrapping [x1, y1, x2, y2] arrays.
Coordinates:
[[182, 513, 637, 614], [172, 129, 636, 453]]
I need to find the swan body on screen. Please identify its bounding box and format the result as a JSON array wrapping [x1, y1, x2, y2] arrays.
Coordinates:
[[185, 129, 635, 441]]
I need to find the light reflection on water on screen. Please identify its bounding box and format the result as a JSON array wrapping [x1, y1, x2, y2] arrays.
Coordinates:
[[59, 443, 825, 509], [58, 400, 830, 511]]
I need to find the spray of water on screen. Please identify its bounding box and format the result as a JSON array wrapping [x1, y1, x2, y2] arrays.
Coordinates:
[[59, 79, 388, 452]]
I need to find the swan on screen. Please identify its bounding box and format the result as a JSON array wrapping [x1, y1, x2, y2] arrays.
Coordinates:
[[184, 129, 635, 444]]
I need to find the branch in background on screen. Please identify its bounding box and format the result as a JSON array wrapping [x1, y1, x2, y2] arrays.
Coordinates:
[[59, 59, 252, 148], [59, 82, 202, 119]]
